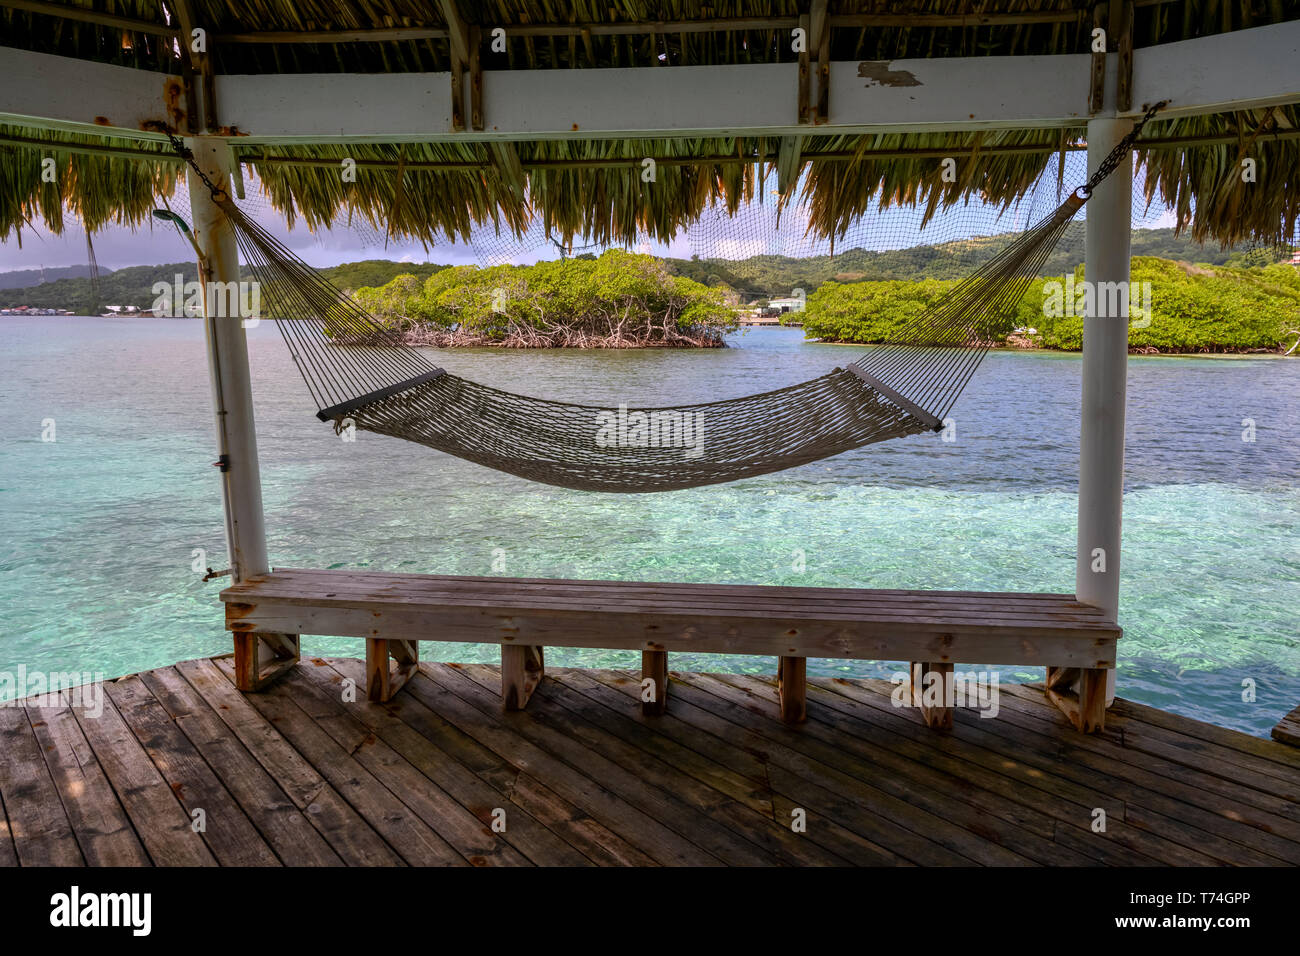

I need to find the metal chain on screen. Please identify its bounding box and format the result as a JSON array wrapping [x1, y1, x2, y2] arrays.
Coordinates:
[[1079, 100, 1168, 197], [144, 121, 228, 200]]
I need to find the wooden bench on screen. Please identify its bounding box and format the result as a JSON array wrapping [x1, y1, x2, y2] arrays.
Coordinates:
[[220, 568, 1121, 732]]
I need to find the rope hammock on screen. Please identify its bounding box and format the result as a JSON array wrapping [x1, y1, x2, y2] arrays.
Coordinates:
[[161, 107, 1160, 494]]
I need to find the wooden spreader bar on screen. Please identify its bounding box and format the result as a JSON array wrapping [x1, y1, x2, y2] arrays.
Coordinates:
[[221, 569, 1120, 731]]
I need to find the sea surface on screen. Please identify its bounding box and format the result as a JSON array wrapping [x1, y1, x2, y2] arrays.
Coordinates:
[[1, 317, 1297, 736]]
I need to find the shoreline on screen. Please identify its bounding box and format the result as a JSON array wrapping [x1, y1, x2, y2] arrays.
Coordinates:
[[395, 327, 729, 349], [809, 335, 1296, 358], [15, 315, 1296, 357]]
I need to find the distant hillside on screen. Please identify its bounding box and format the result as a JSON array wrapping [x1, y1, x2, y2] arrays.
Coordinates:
[[0, 262, 199, 315], [663, 227, 1287, 299], [323, 259, 447, 291], [0, 263, 107, 290], [0, 259, 449, 314], [802, 257, 1300, 354], [2, 230, 1287, 315]]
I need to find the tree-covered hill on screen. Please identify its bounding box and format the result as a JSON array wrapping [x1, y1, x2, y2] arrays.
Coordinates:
[[801, 257, 1300, 354], [0, 262, 200, 314], [0, 259, 449, 315], [663, 228, 1289, 299], [0, 263, 102, 290], [318, 259, 447, 292]]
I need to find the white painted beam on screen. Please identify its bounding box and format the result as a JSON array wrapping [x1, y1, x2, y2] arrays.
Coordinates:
[[1, 20, 1297, 143], [216, 71, 454, 142], [219, 53, 1096, 141], [0, 46, 171, 141], [1134, 20, 1300, 118]]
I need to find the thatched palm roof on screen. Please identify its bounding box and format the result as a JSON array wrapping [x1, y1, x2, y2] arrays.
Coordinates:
[[2, 1, 1297, 249], [2, 1, 1281, 74]]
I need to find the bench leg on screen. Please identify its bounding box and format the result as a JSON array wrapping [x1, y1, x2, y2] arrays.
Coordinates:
[[642, 650, 668, 716], [778, 656, 806, 724], [1045, 666, 1108, 732], [233, 632, 299, 692], [502, 644, 544, 710], [367, 638, 419, 703], [910, 661, 954, 730]]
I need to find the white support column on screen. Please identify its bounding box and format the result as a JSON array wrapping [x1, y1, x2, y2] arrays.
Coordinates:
[[186, 135, 269, 582], [1077, 117, 1133, 704]]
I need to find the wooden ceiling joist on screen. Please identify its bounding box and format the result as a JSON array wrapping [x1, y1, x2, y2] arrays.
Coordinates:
[[1, 0, 178, 37]]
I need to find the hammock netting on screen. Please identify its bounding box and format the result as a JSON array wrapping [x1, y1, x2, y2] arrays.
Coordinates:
[[220, 188, 1079, 492], [173, 111, 1157, 493]]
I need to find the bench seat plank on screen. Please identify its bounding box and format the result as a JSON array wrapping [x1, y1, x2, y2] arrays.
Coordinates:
[[220, 570, 1118, 729], [222, 569, 1118, 668], [229, 571, 1115, 625]]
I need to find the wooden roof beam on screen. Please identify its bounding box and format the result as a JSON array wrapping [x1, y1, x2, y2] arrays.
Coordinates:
[[167, 0, 215, 133], [0, 0, 177, 37], [203, 12, 1086, 45], [213, 27, 449, 44], [0, 8, 1086, 51], [437, 0, 471, 66], [812, 0, 831, 124]]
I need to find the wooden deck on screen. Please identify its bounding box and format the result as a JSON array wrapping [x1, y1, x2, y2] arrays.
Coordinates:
[[1, 657, 1298, 866], [1273, 703, 1300, 748]]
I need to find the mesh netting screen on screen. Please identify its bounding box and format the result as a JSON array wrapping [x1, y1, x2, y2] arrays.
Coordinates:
[[437, 149, 1282, 277]]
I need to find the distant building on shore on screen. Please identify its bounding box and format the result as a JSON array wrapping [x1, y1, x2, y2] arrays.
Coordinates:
[[0, 305, 74, 316]]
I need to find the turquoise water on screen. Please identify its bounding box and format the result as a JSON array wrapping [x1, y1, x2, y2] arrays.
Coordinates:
[[1, 317, 1297, 736]]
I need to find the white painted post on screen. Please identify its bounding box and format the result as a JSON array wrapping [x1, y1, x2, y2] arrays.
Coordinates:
[[186, 135, 269, 582], [1077, 117, 1134, 704]]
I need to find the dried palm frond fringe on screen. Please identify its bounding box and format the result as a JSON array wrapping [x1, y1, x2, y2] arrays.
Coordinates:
[[4, 106, 1297, 249]]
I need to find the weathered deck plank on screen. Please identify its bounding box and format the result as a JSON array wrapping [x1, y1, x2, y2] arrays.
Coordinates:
[[24, 700, 150, 867], [0, 796, 14, 868], [793, 676, 1203, 866], [106, 676, 280, 866], [208, 660, 467, 866], [416, 663, 728, 864], [985, 685, 1300, 863], [138, 666, 344, 867], [174, 658, 402, 866], [299, 660, 594, 866], [669, 671, 1036, 865], [325, 658, 653, 866], [1, 657, 1297, 867], [712, 673, 1142, 866], [556, 668, 908, 866], [593, 669, 979, 864], [1274, 703, 1300, 749], [270, 664, 532, 866], [457, 661, 848, 866], [0, 705, 85, 867], [69, 690, 216, 866], [812, 676, 1298, 865]]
